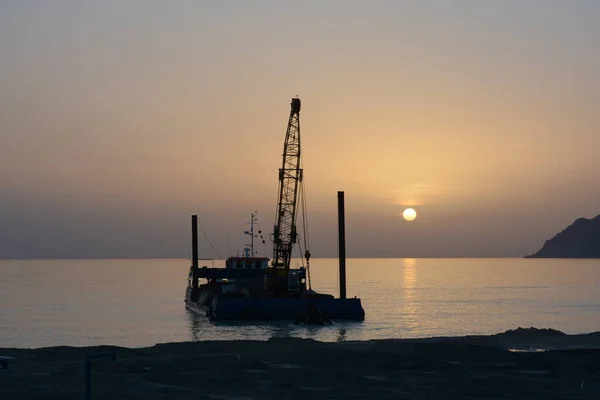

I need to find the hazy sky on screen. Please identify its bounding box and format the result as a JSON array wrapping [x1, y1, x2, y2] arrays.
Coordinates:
[[1, 1, 599, 259]]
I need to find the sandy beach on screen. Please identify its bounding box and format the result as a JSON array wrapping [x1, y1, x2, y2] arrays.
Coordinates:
[[2, 327, 600, 399]]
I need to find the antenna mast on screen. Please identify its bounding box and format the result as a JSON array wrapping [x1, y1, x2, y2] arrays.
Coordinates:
[[244, 211, 258, 257]]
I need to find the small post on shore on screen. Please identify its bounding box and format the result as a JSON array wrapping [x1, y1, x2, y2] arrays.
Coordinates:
[[337, 191, 347, 299], [191, 215, 199, 289], [85, 352, 116, 400]]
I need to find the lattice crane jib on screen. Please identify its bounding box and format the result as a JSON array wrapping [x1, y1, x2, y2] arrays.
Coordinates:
[[272, 98, 303, 271]]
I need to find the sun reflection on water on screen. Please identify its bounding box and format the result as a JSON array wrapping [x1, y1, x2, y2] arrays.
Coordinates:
[[401, 258, 420, 332]]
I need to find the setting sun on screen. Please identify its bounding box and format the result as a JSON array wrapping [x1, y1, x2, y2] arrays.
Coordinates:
[[403, 208, 417, 221]]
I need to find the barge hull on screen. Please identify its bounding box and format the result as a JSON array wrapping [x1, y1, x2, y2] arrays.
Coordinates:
[[197, 297, 365, 321]]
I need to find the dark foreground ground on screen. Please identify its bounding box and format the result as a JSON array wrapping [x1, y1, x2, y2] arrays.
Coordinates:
[[2, 328, 600, 399]]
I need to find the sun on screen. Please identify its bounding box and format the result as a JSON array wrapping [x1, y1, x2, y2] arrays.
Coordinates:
[[402, 208, 417, 221]]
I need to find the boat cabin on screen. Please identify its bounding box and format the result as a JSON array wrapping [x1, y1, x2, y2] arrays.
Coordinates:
[[225, 256, 269, 269], [225, 246, 269, 269]]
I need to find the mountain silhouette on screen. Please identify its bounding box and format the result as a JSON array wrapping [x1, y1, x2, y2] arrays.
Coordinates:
[[525, 215, 600, 258]]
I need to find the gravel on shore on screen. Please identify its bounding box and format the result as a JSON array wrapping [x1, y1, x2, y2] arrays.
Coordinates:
[[2, 327, 600, 399]]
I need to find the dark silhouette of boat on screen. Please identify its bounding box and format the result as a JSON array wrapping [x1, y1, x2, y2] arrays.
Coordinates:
[[184, 98, 364, 323]]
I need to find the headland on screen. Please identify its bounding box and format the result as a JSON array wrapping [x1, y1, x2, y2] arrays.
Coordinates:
[[526, 214, 600, 258]]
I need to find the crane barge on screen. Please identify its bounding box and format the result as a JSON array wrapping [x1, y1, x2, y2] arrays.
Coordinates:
[[184, 98, 365, 322]]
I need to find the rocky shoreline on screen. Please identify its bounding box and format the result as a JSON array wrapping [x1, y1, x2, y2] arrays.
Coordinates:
[[2, 327, 600, 399]]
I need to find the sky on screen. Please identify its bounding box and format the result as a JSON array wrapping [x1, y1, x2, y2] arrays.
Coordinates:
[[1, 1, 599, 259]]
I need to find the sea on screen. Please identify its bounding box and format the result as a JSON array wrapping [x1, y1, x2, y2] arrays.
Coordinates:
[[1, 258, 599, 349]]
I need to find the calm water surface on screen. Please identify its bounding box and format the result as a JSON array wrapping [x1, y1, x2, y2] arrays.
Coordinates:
[[1, 258, 600, 348]]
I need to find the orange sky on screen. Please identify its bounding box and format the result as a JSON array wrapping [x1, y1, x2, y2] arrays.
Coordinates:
[[1, 1, 599, 258]]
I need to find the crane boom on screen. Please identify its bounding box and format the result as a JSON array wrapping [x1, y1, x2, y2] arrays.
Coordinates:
[[271, 97, 303, 271]]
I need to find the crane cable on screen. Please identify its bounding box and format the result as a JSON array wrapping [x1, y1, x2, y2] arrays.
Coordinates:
[[197, 219, 222, 259], [299, 156, 312, 292], [296, 191, 311, 293]]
